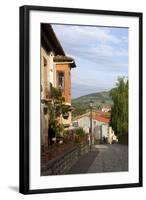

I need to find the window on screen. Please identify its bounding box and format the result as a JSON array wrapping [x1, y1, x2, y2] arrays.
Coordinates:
[[43, 57, 47, 67], [57, 71, 65, 90], [72, 121, 79, 127], [43, 107, 48, 115]]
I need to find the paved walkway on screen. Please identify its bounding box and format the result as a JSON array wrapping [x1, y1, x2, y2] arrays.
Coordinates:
[[66, 144, 128, 174], [88, 144, 128, 173]]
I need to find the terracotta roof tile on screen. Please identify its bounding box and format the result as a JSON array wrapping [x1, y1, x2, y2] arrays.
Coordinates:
[[92, 115, 110, 123], [54, 55, 76, 68]]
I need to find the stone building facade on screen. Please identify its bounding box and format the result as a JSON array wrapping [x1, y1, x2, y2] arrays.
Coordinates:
[[54, 55, 76, 128], [40, 24, 76, 155]]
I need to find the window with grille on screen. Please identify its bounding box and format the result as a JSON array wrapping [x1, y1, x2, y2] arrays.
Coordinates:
[[57, 71, 65, 90]]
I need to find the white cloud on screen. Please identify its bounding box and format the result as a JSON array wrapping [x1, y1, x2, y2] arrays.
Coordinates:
[[53, 24, 128, 66], [53, 25, 122, 45], [52, 24, 128, 98]]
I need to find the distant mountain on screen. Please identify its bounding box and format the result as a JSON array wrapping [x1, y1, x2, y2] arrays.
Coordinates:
[[72, 91, 113, 118]]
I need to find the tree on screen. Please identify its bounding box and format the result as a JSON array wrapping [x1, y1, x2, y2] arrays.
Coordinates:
[[75, 128, 86, 143], [96, 104, 101, 110], [110, 77, 128, 135]]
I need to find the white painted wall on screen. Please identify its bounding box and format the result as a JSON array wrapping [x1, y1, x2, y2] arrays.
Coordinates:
[[73, 116, 109, 135], [102, 124, 109, 138], [77, 116, 90, 133], [48, 52, 55, 86], [40, 47, 49, 99]]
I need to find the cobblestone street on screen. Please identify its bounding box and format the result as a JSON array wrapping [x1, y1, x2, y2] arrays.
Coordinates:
[[67, 144, 128, 174]]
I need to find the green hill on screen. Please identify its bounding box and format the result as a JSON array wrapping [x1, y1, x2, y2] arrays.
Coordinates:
[[72, 91, 113, 118]]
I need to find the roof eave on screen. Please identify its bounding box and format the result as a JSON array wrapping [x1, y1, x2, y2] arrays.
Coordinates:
[[41, 24, 65, 56]]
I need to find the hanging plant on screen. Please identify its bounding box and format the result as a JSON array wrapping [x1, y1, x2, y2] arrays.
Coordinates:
[[62, 105, 70, 119]]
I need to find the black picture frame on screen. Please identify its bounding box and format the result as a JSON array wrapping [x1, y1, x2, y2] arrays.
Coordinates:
[[19, 5, 143, 194]]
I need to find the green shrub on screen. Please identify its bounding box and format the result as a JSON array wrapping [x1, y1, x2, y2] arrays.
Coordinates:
[[75, 128, 86, 137]]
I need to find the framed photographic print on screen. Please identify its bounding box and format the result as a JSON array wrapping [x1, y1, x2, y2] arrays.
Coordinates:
[[19, 5, 143, 194]]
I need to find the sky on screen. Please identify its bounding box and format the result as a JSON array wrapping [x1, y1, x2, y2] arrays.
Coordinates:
[[52, 24, 128, 99]]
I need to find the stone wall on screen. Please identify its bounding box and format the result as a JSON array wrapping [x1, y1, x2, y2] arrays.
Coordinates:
[[41, 144, 89, 176]]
